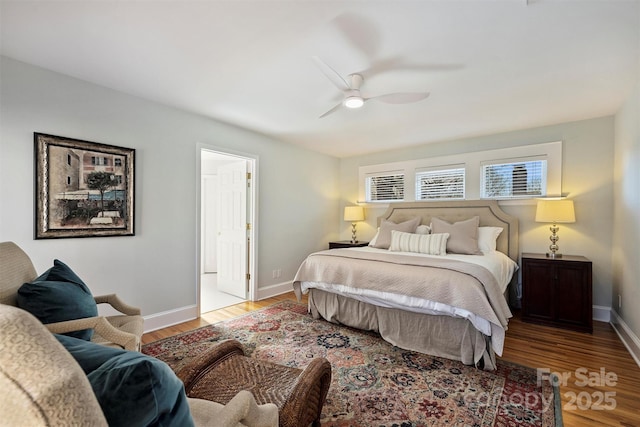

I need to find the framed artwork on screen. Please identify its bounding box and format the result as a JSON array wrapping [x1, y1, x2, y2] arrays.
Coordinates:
[[34, 133, 135, 239]]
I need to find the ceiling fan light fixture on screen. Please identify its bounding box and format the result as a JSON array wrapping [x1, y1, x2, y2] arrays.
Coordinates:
[[344, 96, 364, 109]]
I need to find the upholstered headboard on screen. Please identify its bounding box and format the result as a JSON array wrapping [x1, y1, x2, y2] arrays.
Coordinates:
[[377, 200, 519, 263]]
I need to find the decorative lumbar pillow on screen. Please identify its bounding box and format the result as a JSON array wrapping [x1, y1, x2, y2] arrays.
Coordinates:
[[430, 216, 482, 255], [478, 226, 504, 253], [17, 259, 98, 340], [55, 334, 195, 427], [389, 230, 449, 255], [370, 217, 421, 249]]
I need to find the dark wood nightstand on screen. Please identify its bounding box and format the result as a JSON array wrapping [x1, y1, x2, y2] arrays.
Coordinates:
[[328, 241, 369, 249], [521, 253, 592, 333]]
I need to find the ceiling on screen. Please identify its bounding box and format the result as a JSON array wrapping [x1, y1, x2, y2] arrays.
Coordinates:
[[1, 1, 638, 158]]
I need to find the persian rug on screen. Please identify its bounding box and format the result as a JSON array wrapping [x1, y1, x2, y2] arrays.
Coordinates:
[[143, 301, 562, 427]]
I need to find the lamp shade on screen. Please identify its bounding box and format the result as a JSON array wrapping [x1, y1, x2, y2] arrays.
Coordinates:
[[344, 206, 364, 222], [535, 199, 575, 223]]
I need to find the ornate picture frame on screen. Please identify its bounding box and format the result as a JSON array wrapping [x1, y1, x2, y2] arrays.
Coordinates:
[[34, 133, 135, 239]]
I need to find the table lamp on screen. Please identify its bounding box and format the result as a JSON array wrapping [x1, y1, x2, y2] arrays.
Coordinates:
[[535, 199, 575, 258], [344, 206, 365, 244]]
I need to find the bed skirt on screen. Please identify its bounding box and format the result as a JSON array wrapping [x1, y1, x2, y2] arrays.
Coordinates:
[[307, 289, 497, 370]]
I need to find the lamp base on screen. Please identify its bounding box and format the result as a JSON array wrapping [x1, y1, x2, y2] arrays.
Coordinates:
[[546, 224, 561, 259], [351, 223, 358, 244]]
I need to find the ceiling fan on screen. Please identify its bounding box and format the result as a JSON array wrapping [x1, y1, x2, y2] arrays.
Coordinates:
[[313, 56, 430, 118]]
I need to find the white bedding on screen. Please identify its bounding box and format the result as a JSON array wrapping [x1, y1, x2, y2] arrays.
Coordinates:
[[299, 246, 518, 356]]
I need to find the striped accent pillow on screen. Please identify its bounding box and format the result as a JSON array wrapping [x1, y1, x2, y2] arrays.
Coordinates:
[[389, 230, 449, 255]]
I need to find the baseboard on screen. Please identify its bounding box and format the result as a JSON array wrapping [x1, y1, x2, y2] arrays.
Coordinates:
[[610, 310, 640, 368], [257, 280, 294, 301], [143, 304, 198, 333], [592, 305, 611, 323], [143, 282, 294, 332]]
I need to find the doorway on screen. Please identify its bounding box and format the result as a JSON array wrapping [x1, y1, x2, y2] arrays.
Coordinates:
[[198, 147, 256, 314]]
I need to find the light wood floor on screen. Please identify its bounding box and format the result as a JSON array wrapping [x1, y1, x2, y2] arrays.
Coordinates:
[[142, 292, 640, 427]]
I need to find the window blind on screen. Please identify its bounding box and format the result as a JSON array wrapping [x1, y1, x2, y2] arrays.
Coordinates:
[[415, 167, 465, 200], [481, 159, 547, 199], [365, 173, 404, 202]]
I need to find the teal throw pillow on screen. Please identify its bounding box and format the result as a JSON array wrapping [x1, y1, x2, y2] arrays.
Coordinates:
[[38, 259, 92, 288], [17, 259, 98, 340], [56, 335, 195, 427]]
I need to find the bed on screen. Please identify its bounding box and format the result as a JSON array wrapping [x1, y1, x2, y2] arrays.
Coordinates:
[[293, 200, 519, 370]]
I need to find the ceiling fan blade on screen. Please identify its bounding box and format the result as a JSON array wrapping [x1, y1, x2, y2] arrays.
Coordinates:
[[367, 92, 430, 104], [319, 101, 343, 118], [312, 56, 350, 92], [357, 56, 464, 80]]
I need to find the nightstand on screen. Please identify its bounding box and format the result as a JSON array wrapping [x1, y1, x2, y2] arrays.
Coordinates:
[[521, 253, 592, 333], [328, 241, 369, 249]]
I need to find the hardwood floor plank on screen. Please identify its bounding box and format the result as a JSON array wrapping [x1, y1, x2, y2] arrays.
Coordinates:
[[502, 315, 640, 426], [142, 292, 640, 427]]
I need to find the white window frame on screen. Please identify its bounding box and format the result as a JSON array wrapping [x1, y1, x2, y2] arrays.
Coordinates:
[[358, 141, 562, 205]]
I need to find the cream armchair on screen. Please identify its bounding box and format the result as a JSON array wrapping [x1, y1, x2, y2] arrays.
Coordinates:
[[0, 304, 278, 427], [0, 241, 143, 351]]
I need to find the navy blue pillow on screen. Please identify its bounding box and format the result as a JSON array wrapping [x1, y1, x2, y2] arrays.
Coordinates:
[[17, 260, 98, 340], [56, 335, 195, 427]]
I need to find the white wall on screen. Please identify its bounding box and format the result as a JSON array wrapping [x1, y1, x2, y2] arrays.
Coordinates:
[[612, 81, 640, 359], [339, 116, 616, 311], [0, 57, 340, 324]]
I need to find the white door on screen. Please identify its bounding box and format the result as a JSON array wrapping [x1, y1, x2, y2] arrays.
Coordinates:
[[216, 160, 248, 299], [202, 175, 218, 273]]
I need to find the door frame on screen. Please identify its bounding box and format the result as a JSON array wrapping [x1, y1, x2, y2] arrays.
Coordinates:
[[195, 143, 258, 312]]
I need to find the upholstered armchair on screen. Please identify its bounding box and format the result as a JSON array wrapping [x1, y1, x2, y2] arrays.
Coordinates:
[[0, 241, 143, 351], [0, 304, 278, 427]]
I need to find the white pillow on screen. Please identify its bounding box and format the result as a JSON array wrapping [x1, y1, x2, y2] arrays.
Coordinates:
[[478, 227, 503, 253], [389, 230, 449, 255], [415, 224, 431, 235], [368, 227, 380, 247]]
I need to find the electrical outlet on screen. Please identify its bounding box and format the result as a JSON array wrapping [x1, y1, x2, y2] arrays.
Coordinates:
[[276, 269, 282, 278], [272, 270, 277, 279], [618, 294, 622, 309]]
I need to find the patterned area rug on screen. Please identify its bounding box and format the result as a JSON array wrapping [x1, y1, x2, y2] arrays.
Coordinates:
[[143, 301, 561, 427]]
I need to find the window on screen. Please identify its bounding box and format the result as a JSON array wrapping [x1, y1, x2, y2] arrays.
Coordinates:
[[358, 141, 561, 204], [415, 166, 465, 200], [481, 158, 547, 199], [91, 156, 108, 166], [114, 158, 122, 167], [365, 172, 404, 202]]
